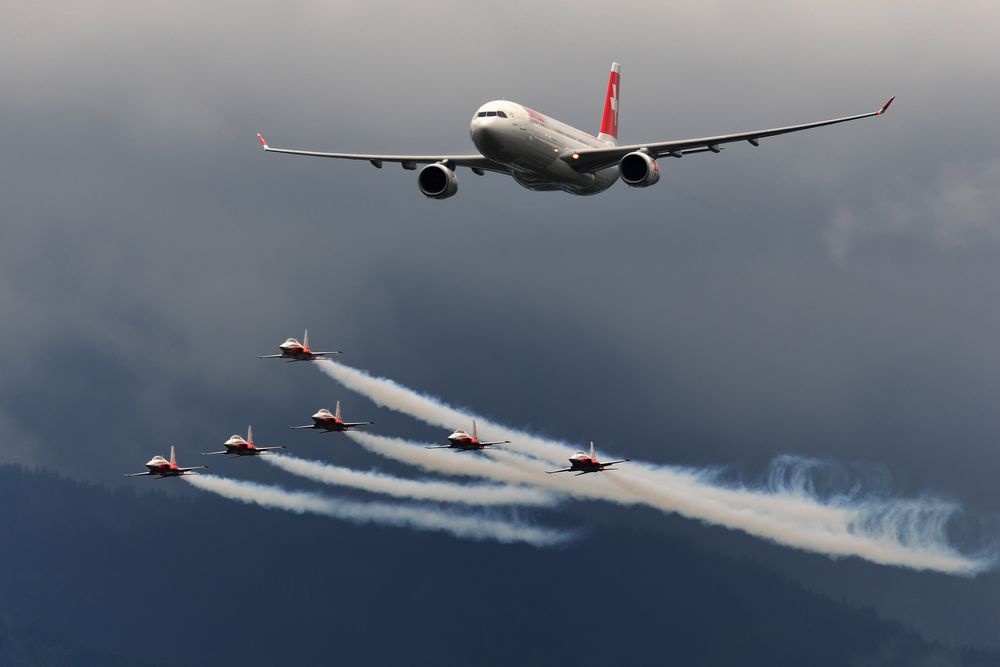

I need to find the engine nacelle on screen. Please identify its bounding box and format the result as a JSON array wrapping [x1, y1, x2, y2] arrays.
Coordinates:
[[418, 163, 458, 199], [618, 151, 661, 187]]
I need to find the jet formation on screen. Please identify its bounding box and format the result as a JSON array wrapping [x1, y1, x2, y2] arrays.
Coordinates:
[[126, 331, 622, 477]]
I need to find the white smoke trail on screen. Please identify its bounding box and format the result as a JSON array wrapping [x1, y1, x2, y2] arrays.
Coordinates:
[[262, 452, 557, 507], [316, 360, 570, 463], [321, 361, 993, 575], [183, 474, 571, 547], [346, 431, 629, 504]]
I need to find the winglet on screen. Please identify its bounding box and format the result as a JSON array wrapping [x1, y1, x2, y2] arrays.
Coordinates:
[[877, 96, 895, 116], [257, 132, 269, 149]]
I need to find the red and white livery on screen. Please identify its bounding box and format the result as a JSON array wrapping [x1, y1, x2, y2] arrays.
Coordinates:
[[425, 420, 510, 452], [125, 446, 206, 478], [547, 441, 629, 476], [258, 329, 342, 362], [203, 425, 286, 457], [259, 62, 893, 198], [289, 401, 375, 433]]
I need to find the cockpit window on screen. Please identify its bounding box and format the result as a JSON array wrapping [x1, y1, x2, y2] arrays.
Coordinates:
[[476, 112, 487, 117], [497, 111, 508, 118], [486, 111, 497, 117]]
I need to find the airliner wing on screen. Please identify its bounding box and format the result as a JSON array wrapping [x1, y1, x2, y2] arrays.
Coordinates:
[[566, 97, 894, 173], [258, 134, 511, 174]]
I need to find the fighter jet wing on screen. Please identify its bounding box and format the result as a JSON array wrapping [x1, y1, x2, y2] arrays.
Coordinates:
[[178, 466, 208, 473], [545, 468, 574, 474], [258, 134, 512, 175], [600, 459, 630, 468], [288, 425, 316, 430], [478, 440, 510, 447], [424, 445, 454, 449], [311, 351, 343, 358], [565, 97, 895, 173], [342, 421, 375, 428], [254, 446, 286, 453], [123, 471, 152, 477], [202, 450, 230, 456], [257, 354, 284, 359]]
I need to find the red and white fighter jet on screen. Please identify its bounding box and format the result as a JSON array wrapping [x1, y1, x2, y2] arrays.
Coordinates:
[[125, 446, 206, 478], [546, 442, 629, 476], [257, 330, 342, 362], [289, 401, 375, 433], [203, 425, 286, 457], [425, 420, 510, 452]]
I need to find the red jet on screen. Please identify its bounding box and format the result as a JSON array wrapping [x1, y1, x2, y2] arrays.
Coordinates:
[[546, 442, 629, 476], [257, 329, 342, 362], [289, 401, 375, 433], [125, 446, 206, 478], [425, 420, 510, 452], [202, 425, 286, 457]]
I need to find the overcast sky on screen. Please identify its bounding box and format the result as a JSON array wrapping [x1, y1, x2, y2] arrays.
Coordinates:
[[3, 0, 1000, 650]]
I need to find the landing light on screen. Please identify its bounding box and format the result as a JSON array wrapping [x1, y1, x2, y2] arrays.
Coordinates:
[[572, 153, 579, 160]]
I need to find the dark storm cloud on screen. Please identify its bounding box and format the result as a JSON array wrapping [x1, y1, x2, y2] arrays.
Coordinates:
[[3, 0, 1000, 647]]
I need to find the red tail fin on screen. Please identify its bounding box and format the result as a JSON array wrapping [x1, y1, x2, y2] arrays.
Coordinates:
[[598, 62, 620, 144]]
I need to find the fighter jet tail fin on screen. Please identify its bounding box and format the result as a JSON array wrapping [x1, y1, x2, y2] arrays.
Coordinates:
[[248, 424, 254, 445], [303, 329, 309, 349], [170, 445, 177, 467], [590, 441, 596, 460], [472, 419, 478, 440], [335, 401, 342, 420]]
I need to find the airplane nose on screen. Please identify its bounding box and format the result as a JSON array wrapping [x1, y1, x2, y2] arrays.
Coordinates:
[[470, 120, 502, 156]]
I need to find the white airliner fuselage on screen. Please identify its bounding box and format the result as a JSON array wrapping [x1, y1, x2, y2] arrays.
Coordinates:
[[468, 102, 619, 195]]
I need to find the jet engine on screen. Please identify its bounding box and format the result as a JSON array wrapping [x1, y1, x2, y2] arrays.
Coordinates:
[[418, 163, 459, 199], [618, 151, 661, 187]]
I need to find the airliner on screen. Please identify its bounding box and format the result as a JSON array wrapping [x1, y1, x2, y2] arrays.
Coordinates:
[[257, 62, 893, 198]]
